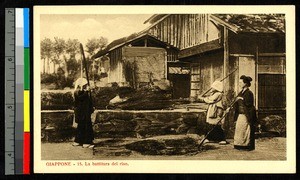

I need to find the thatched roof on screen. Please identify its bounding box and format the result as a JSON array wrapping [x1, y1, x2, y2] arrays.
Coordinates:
[[209, 14, 284, 33], [93, 33, 176, 59], [92, 33, 140, 59]]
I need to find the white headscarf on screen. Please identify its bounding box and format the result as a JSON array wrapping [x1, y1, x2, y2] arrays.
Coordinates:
[[211, 80, 223, 92], [73, 78, 88, 97]]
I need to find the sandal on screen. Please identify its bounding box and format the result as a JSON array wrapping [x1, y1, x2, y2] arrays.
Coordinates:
[[72, 142, 81, 146], [83, 144, 94, 148]]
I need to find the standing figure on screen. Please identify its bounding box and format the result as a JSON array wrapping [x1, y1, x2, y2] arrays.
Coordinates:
[[198, 81, 227, 145], [232, 75, 257, 150], [72, 78, 95, 148]]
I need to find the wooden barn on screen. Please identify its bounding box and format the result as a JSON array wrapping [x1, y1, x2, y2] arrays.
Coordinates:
[[140, 14, 286, 119], [94, 14, 286, 118]]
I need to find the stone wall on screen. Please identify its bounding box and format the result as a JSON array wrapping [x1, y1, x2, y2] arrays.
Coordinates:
[[41, 109, 208, 142], [94, 110, 207, 138]]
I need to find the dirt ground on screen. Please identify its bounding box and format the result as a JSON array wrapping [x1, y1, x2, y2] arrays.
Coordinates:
[[41, 137, 286, 160]]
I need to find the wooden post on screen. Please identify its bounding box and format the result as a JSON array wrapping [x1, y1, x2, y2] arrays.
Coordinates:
[[182, 14, 185, 48], [223, 26, 229, 104], [165, 51, 168, 79], [255, 46, 259, 109]]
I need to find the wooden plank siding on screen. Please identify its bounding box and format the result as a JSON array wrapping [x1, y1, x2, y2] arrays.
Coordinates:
[[109, 47, 123, 71], [190, 63, 201, 97], [145, 14, 219, 50], [258, 74, 286, 110]]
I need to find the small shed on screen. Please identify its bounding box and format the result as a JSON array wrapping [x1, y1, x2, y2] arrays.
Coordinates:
[[93, 33, 180, 89]]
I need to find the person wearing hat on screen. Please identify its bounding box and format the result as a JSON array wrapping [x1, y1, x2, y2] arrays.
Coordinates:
[[72, 78, 95, 148], [198, 80, 227, 145], [229, 75, 257, 150]]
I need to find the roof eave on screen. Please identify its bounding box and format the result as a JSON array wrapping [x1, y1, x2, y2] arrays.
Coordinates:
[[139, 14, 171, 35], [209, 14, 239, 34], [143, 14, 159, 24], [93, 33, 179, 59]]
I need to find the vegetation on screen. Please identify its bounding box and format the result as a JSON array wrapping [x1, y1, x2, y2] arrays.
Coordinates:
[[40, 37, 108, 89]]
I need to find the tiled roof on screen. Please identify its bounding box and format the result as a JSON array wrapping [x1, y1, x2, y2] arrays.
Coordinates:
[[212, 14, 285, 33]]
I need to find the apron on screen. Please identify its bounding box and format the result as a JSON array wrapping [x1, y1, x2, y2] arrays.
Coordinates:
[[234, 114, 251, 146]]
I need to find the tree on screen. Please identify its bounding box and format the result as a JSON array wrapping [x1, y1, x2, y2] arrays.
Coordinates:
[[40, 38, 53, 74], [85, 37, 108, 84], [65, 39, 80, 77], [85, 37, 108, 57], [66, 57, 80, 77], [52, 37, 66, 74]]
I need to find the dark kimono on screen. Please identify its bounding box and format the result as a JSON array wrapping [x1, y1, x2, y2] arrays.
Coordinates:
[[233, 88, 257, 150], [74, 90, 94, 144]]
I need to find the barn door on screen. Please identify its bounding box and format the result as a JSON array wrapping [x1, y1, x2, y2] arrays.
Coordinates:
[[257, 54, 286, 111], [258, 74, 286, 110], [171, 74, 191, 99]]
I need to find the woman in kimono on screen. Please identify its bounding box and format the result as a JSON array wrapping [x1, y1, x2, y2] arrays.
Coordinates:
[[72, 78, 95, 148], [198, 80, 227, 145], [232, 75, 257, 150]]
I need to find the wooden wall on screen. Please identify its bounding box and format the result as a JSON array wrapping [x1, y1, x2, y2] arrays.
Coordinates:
[[257, 54, 286, 111], [186, 50, 224, 97], [166, 48, 178, 62], [146, 14, 220, 50], [122, 47, 167, 87], [258, 55, 285, 74], [109, 48, 122, 71], [229, 32, 285, 54], [108, 47, 125, 84]]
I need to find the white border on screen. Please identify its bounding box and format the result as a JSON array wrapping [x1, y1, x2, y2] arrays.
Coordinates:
[[34, 5, 296, 173]]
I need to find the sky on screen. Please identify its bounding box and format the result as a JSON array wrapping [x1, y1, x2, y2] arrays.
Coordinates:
[[40, 14, 153, 45]]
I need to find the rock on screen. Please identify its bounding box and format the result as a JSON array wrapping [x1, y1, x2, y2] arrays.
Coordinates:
[[156, 112, 181, 123], [93, 118, 137, 138], [109, 119, 137, 132], [261, 115, 286, 136], [91, 112, 97, 123], [176, 123, 190, 134], [95, 111, 134, 123], [41, 112, 75, 142], [182, 113, 199, 126], [94, 132, 136, 138], [187, 127, 198, 134], [109, 95, 128, 104], [153, 80, 171, 91], [93, 121, 115, 133], [41, 91, 74, 110]]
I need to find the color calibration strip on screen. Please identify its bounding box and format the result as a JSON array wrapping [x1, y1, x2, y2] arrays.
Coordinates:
[[23, 8, 30, 175], [5, 8, 30, 175], [16, 8, 25, 174]]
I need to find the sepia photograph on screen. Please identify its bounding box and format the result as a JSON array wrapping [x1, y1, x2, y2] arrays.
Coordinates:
[[33, 6, 295, 173]]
